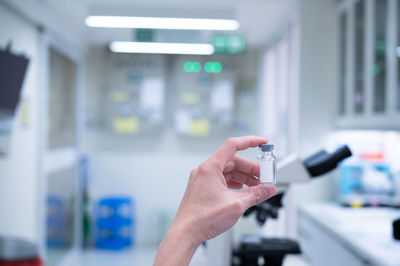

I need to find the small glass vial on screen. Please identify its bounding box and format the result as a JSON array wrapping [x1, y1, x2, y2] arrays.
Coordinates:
[[257, 144, 277, 184]]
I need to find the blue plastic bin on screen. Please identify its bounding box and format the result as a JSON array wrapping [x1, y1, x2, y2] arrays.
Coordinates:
[[94, 197, 135, 250]]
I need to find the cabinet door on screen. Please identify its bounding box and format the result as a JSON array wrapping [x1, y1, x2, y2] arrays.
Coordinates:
[[397, 0, 400, 111], [354, 0, 366, 114], [338, 9, 348, 116], [336, 0, 400, 129], [298, 214, 368, 266], [372, 0, 389, 113]]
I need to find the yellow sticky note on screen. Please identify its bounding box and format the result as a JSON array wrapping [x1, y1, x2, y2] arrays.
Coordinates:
[[189, 119, 210, 137], [111, 91, 127, 102], [181, 93, 199, 104], [113, 117, 139, 134]]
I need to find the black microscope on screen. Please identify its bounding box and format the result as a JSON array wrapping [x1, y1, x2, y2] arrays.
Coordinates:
[[232, 145, 353, 266]]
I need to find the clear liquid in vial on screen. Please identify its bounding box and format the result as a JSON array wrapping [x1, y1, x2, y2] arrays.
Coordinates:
[[257, 143, 277, 184], [259, 157, 276, 184]]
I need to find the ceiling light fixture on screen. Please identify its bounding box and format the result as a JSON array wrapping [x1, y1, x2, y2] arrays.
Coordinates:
[[109, 42, 215, 55], [86, 16, 239, 31]]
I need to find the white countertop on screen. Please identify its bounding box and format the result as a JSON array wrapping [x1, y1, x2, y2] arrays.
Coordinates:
[[299, 202, 400, 266]]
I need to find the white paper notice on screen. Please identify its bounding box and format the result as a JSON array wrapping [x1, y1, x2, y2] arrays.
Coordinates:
[[140, 78, 165, 110], [174, 110, 191, 134], [211, 80, 234, 113]]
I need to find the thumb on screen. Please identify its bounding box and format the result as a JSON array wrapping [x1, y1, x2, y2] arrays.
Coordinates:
[[239, 185, 276, 209]]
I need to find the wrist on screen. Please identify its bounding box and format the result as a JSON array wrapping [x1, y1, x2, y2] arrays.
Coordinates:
[[154, 218, 202, 266], [167, 217, 203, 250]]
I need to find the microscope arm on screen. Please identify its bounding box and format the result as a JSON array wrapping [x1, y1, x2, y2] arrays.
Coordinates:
[[244, 145, 352, 224], [276, 145, 352, 192]]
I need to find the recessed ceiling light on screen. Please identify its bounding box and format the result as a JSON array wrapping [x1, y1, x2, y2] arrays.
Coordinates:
[[86, 16, 239, 31], [109, 42, 215, 55]]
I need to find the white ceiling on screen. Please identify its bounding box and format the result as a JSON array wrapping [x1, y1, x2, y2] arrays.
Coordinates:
[[37, 0, 299, 46]]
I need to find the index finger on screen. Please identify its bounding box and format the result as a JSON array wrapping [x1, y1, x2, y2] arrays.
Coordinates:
[[210, 136, 267, 171]]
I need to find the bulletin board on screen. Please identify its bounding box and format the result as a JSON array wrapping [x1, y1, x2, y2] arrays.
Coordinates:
[[105, 53, 166, 136], [171, 55, 238, 138]]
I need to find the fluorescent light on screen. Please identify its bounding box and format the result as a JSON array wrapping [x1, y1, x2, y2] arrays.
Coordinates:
[[109, 42, 215, 55], [396, 46, 400, 58], [85, 16, 239, 31]]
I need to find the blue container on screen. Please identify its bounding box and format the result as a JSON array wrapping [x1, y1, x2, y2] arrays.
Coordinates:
[[94, 197, 135, 250], [47, 195, 67, 247], [340, 162, 391, 196]]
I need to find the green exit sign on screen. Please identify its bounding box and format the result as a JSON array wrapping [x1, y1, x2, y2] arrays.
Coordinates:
[[212, 35, 246, 55], [135, 29, 154, 42]]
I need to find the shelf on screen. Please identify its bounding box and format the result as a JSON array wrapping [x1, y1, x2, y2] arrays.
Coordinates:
[[335, 113, 400, 130]]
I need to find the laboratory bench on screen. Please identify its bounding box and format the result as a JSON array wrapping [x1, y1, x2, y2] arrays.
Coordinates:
[[298, 202, 400, 266]]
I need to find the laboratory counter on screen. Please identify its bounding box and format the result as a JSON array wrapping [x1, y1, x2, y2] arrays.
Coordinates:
[[298, 202, 400, 266]]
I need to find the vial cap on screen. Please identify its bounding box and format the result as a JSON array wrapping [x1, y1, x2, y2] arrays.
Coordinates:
[[259, 144, 274, 152]]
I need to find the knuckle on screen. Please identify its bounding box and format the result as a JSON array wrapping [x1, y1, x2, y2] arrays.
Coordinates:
[[225, 137, 236, 146], [190, 167, 198, 178], [197, 163, 210, 175], [250, 188, 263, 205], [227, 198, 244, 214], [188, 168, 198, 183], [233, 199, 244, 213]]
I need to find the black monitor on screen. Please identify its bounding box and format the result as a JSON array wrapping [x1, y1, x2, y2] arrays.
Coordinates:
[[0, 44, 29, 116]]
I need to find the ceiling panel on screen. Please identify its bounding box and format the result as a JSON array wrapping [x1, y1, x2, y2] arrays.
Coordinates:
[[38, 0, 299, 46]]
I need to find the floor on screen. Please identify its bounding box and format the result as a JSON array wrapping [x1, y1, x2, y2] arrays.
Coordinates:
[[61, 246, 310, 266]]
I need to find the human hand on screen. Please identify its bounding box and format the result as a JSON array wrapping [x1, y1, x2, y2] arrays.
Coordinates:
[[154, 136, 276, 266]]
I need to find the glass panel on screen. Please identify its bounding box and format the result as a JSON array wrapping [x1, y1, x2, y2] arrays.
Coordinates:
[[48, 48, 77, 149], [373, 0, 388, 113], [339, 12, 347, 115], [397, 1, 400, 110], [46, 166, 77, 266], [354, 1, 365, 113]]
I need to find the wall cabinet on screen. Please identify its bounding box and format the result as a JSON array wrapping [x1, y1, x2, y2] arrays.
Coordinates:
[[336, 0, 400, 129]]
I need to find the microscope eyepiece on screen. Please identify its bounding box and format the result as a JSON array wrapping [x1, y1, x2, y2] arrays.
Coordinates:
[[304, 145, 352, 177]]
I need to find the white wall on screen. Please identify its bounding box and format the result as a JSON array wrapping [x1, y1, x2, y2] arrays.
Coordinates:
[[0, 3, 40, 242], [87, 137, 260, 246], [88, 144, 205, 245], [296, 0, 338, 202], [85, 46, 261, 246]]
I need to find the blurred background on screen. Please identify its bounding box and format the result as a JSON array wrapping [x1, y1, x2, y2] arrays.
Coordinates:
[[0, 0, 399, 265]]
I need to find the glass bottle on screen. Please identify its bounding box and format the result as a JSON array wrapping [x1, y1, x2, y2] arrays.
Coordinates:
[[258, 144, 276, 184]]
